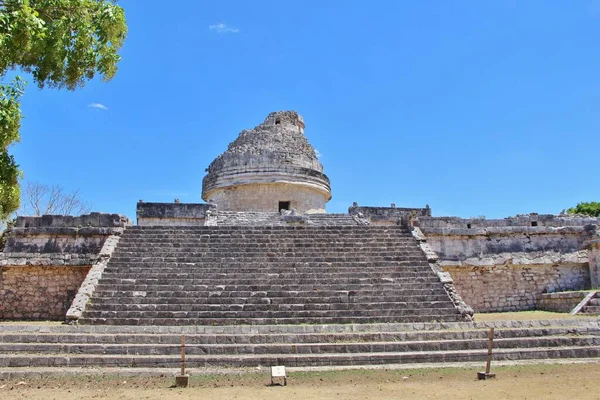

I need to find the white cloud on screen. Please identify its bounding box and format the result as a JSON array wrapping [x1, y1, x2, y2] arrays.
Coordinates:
[[88, 103, 108, 111], [209, 23, 239, 34], [315, 149, 322, 158]]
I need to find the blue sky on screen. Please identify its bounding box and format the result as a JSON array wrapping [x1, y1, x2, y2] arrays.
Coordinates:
[[12, 1, 600, 221]]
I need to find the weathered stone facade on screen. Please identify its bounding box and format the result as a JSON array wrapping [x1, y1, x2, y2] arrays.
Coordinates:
[[416, 215, 598, 312], [137, 202, 215, 226], [0, 266, 90, 320], [584, 226, 600, 288], [0, 213, 130, 321], [442, 263, 590, 312], [349, 205, 431, 226], [537, 291, 589, 313], [202, 111, 331, 213]]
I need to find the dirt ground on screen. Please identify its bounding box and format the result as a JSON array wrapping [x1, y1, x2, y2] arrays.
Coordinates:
[[1, 363, 600, 400]]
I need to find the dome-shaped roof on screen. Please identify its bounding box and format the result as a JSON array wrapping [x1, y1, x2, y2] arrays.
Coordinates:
[[202, 111, 331, 202]]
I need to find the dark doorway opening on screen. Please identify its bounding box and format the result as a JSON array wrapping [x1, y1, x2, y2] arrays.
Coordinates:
[[279, 201, 290, 211]]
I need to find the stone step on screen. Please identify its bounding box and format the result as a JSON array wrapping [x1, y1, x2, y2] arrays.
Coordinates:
[[91, 288, 446, 299], [85, 301, 457, 313], [112, 249, 424, 256], [581, 306, 600, 314], [3, 326, 597, 345], [117, 236, 416, 241], [92, 283, 446, 293], [587, 298, 600, 306], [3, 336, 599, 356], [82, 307, 460, 320], [79, 314, 463, 325], [108, 256, 427, 264], [90, 294, 459, 305], [3, 318, 598, 333], [120, 225, 410, 235], [97, 269, 439, 283], [2, 346, 599, 368], [96, 277, 442, 286], [103, 262, 432, 270], [101, 268, 433, 277], [120, 231, 412, 236], [116, 237, 416, 242], [111, 255, 426, 262]]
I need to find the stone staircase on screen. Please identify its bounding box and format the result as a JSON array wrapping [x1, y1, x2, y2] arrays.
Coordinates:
[[0, 319, 599, 376], [79, 226, 462, 325], [581, 293, 600, 315]]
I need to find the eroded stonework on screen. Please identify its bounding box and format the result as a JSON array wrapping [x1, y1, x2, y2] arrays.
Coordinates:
[[416, 214, 599, 312], [202, 111, 331, 213]]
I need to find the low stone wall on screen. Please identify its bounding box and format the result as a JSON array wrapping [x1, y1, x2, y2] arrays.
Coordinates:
[[15, 213, 130, 228], [418, 214, 598, 312], [417, 214, 599, 229], [0, 212, 130, 321], [442, 264, 590, 312], [137, 202, 215, 226], [586, 236, 600, 288], [0, 265, 90, 320], [349, 205, 431, 226], [537, 291, 589, 313]]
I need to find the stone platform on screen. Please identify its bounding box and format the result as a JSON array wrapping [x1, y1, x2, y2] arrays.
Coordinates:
[[0, 318, 598, 376]]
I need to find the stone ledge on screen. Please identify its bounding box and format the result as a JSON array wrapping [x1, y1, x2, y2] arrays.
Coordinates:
[[537, 291, 590, 313], [15, 213, 131, 228], [0, 319, 597, 334], [7, 227, 125, 237], [438, 251, 589, 267], [0, 253, 98, 266], [422, 226, 589, 236]]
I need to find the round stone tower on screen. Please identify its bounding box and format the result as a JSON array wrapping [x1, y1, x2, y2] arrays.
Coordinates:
[[202, 111, 331, 213]]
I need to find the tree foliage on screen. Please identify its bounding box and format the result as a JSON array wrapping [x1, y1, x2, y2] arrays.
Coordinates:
[[566, 202, 600, 218], [0, 0, 126, 219], [0, 76, 24, 219], [0, 0, 127, 90]]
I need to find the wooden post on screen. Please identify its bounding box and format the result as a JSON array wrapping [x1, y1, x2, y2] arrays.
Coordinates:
[[478, 327, 496, 380], [175, 334, 189, 387], [181, 334, 186, 375]]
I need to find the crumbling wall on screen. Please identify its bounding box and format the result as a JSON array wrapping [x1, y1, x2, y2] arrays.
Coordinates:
[[0, 213, 130, 320], [417, 214, 598, 312], [537, 291, 589, 313], [349, 204, 431, 226], [0, 266, 90, 320], [137, 202, 215, 226], [443, 264, 589, 312]]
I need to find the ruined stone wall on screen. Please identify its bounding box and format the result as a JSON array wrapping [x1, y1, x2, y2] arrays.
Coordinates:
[[349, 205, 431, 226], [586, 240, 600, 288], [537, 291, 589, 313], [443, 264, 589, 312], [0, 266, 90, 320], [418, 215, 597, 312], [137, 202, 214, 226], [0, 213, 130, 321], [209, 183, 328, 213]]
